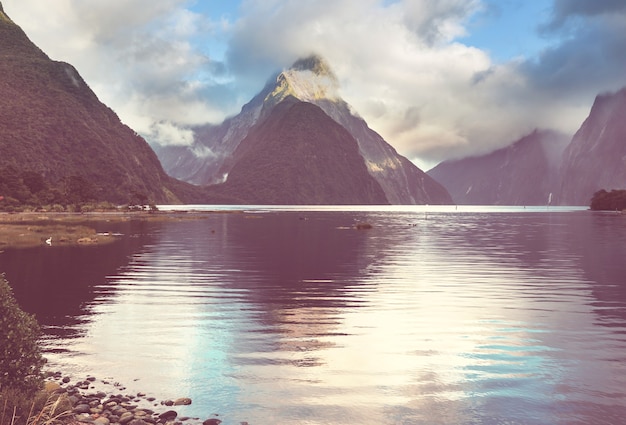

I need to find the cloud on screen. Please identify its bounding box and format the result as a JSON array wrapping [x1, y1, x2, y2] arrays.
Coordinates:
[[542, 0, 626, 31], [3, 0, 626, 167], [3, 0, 234, 145], [528, 6, 626, 98], [223, 0, 626, 165]]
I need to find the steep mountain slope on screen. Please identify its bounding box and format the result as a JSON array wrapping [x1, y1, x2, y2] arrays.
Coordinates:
[[203, 97, 389, 204], [155, 55, 452, 205], [428, 130, 568, 205], [0, 3, 198, 204], [559, 88, 626, 205]]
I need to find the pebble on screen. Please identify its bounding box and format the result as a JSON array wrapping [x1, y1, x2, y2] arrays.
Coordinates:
[[73, 404, 91, 414], [93, 417, 110, 425], [44, 373, 245, 425], [158, 410, 178, 421], [119, 412, 134, 424], [174, 397, 192, 406]]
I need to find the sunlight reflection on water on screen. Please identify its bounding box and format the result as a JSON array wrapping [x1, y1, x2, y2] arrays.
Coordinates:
[[3, 206, 626, 425]]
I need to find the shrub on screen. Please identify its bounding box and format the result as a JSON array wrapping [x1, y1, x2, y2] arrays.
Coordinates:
[[0, 274, 45, 396], [590, 189, 626, 211]]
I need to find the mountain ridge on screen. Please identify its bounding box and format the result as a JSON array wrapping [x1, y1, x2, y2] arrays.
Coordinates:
[[202, 97, 390, 204], [428, 130, 569, 205], [429, 86, 626, 206], [558, 87, 626, 205], [0, 3, 201, 204], [155, 55, 452, 205]]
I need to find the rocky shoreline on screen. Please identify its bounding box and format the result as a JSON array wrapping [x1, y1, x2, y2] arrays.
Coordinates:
[[43, 373, 241, 425]]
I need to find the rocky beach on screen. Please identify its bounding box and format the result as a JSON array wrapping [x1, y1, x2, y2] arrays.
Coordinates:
[[40, 373, 235, 425]]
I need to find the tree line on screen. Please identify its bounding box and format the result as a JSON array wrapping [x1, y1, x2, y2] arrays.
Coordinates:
[[589, 189, 626, 211], [0, 166, 152, 212]]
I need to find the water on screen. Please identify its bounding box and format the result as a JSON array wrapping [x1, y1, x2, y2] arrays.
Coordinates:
[[3, 206, 626, 425]]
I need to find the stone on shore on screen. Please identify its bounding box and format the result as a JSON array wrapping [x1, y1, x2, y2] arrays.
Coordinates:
[[93, 416, 111, 425], [44, 373, 241, 425], [119, 411, 134, 424], [174, 397, 192, 406], [128, 420, 151, 425], [73, 403, 92, 414], [158, 410, 178, 422]]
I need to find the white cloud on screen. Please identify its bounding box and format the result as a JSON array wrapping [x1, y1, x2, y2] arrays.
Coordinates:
[[147, 121, 195, 146], [3, 0, 626, 166], [3, 0, 232, 133]]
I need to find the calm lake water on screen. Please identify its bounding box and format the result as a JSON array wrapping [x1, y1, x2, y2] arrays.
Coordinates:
[[3, 206, 626, 425]]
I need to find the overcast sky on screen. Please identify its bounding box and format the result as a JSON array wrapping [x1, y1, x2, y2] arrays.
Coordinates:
[[4, 0, 626, 169]]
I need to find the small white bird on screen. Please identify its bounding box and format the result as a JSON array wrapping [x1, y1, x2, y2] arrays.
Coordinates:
[[45, 237, 52, 246]]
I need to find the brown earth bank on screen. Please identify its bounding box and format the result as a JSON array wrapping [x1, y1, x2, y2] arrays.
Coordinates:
[[0, 211, 228, 249]]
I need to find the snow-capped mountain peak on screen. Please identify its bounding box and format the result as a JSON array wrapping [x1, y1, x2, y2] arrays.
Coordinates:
[[266, 55, 340, 103]]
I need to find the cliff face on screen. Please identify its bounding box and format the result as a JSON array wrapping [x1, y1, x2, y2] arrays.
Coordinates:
[[559, 88, 626, 205], [155, 55, 452, 205], [0, 3, 198, 204], [428, 130, 569, 205]]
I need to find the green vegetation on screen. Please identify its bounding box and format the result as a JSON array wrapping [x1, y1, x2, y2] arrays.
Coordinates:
[[0, 275, 76, 425], [0, 166, 159, 212], [0, 274, 45, 396], [0, 12, 207, 206], [589, 189, 626, 211]]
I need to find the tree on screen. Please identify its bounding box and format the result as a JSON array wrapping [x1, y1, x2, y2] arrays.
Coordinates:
[[0, 275, 45, 396], [131, 191, 148, 208], [590, 189, 626, 211], [63, 175, 96, 206], [20, 171, 47, 194]]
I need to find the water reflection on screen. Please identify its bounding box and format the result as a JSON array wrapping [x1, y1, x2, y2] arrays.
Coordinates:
[[2, 209, 626, 425], [0, 220, 158, 340]]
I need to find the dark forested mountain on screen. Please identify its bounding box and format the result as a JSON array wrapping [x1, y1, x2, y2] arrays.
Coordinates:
[[0, 3, 198, 204], [559, 88, 626, 206], [428, 130, 569, 205], [155, 55, 452, 205], [201, 97, 389, 204]]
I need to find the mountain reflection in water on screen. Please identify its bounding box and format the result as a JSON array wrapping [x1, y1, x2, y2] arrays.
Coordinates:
[[3, 207, 626, 425]]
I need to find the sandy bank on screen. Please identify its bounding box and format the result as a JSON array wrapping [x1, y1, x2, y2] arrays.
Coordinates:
[[0, 210, 226, 248]]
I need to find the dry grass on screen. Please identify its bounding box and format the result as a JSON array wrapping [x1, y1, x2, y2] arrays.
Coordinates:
[[24, 393, 73, 425], [1, 389, 73, 425], [0, 210, 219, 248], [0, 221, 115, 248]]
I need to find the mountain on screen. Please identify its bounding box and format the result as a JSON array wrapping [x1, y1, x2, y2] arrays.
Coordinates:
[[155, 55, 452, 205], [201, 97, 388, 204], [428, 130, 569, 205], [559, 88, 626, 205], [0, 3, 198, 204]]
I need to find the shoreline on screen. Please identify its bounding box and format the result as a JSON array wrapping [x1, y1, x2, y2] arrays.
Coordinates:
[[42, 372, 230, 425], [0, 210, 226, 249]]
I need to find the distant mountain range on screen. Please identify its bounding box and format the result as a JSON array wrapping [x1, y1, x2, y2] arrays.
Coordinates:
[[428, 130, 569, 205], [2, 0, 624, 207], [2, 0, 449, 206], [155, 55, 452, 205], [429, 88, 626, 206]]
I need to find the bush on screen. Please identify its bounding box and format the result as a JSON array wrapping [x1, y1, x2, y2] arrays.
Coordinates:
[[590, 189, 626, 211], [0, 274, 45, 396]]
